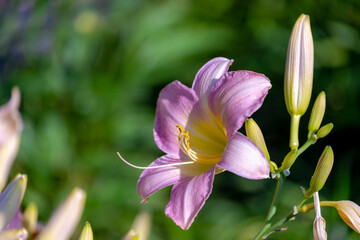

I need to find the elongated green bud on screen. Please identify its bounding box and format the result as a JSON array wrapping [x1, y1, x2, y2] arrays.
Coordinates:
[[305, 146, 334, 198], [280, 150, 298, 171], [79, 222, 93, 240], [245, 118, 270, 161], [316, 123, 334, 139], [308, 92, 326, 137]]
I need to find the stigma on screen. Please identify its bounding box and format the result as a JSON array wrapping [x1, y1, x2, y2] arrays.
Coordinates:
[[177, 125, 222, 165]]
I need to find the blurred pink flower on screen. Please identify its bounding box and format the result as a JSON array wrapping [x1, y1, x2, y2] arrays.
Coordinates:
[[0, 87, 23, 190]]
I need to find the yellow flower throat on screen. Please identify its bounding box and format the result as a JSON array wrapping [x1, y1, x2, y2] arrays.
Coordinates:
[[177, 125, 222, 165]]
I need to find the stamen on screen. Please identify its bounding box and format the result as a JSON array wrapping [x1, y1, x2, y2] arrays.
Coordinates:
[[117, 152, 194, 169], [176, 125, 222, 165]]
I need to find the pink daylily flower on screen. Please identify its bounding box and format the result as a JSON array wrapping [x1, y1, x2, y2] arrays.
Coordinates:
[[125, 57, 271, 230]]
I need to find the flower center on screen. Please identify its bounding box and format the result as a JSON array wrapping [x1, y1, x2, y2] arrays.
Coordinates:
[[177, 125, 222, 165]]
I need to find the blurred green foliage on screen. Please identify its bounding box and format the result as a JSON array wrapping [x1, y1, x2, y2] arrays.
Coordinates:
[[1, 0, 360, 239]]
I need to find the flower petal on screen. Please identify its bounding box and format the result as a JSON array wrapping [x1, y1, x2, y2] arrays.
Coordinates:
[[165, 166, 216, 230], [5, 208, 23, 230], [192, 57, 233, 102], [218, 132, 270, 179], [137, 155, 213, 201], [154, 81, 198, 155], [335, 201, 360, 233], [209, 70, 271, 138]]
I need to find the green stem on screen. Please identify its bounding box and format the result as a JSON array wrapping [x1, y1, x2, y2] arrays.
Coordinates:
[[254, 174, 285, 240], [289, 114, 301, 150], [297, 137, 316, 155], [253, 118, 317, 239], [278, 137, 316, 173], [267, 196, 309, 232], [300, 201, 337, 213]]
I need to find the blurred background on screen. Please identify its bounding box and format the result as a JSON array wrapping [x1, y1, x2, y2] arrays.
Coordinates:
[[1, 0, 360, 239]]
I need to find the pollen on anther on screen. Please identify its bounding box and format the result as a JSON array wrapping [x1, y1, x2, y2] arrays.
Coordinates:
[[177, 125, 184, 132]]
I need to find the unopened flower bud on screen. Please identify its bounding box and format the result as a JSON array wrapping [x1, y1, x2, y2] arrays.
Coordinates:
[[79, 222, 93, 240], [308, 92, 326, 137], [0, 174, 27, 231], [0, 87, 23, 191], [316, 123, 334, 139], [284, 14, 314, 150], [284, 14, 314, 116], [245, 118, 270, 161], [305, 146, 334, 198], [123, 211, 151, 240], [23, 202, 38, 236], [279, 150, 298, 171], [37, 188, 86, 240]]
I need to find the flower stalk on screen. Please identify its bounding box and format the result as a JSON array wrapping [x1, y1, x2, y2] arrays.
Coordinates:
[[254, 173, 285, 240]]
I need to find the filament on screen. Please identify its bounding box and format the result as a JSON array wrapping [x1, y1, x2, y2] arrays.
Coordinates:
[[117, 152, 194, 169]]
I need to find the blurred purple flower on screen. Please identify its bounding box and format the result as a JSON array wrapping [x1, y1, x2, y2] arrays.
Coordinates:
[[126, 57, 271, 229]]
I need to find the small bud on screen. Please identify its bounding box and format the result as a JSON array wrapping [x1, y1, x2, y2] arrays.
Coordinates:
[[305, 146, 334, 198], [37, 188, 86, 240], [0, 174, 27, 231], [245, 118, 270, 161], [279, 150, 298, 171], [284, 14, 314, 116], [79, 222, 93, 240], [333, 201, 360, 233], [23, 202, 38, 236], [316, 123, 334, 139], [308, 92, 326, 136]]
